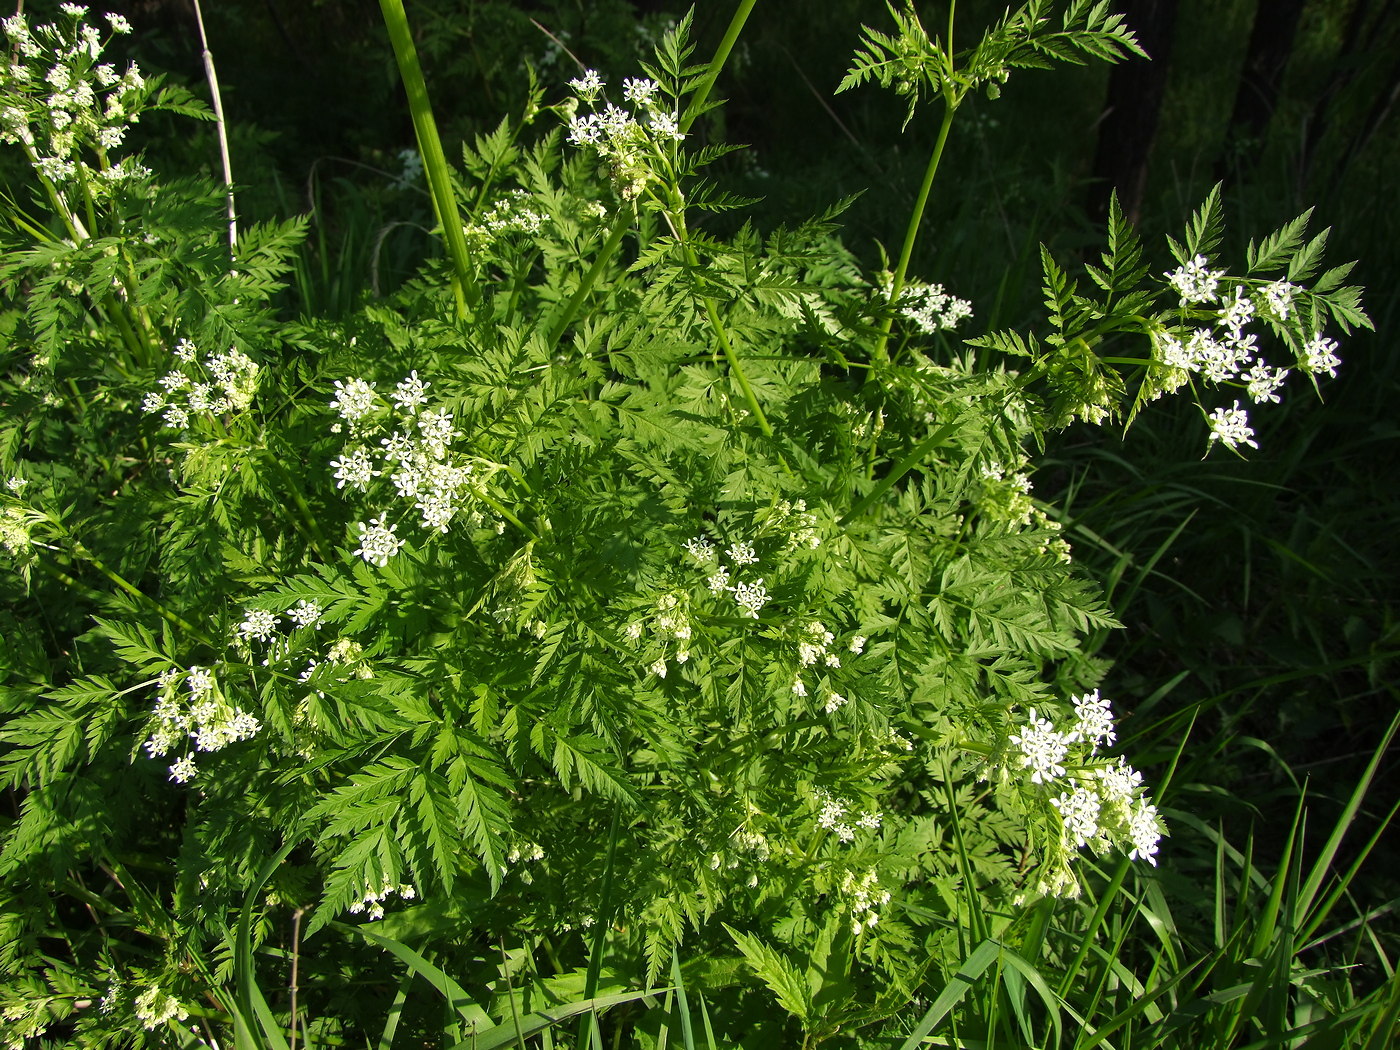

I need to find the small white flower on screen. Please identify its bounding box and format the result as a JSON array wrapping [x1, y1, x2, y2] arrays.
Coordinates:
[[647, 111, 683, 141], [185, 666, 214, 698], [1259, 279, 1295, 320], [1007, 708, 1070, 785], [105, 12, 133, 33], [287, 600, 324, 629], [649, 658, 667, 678], [732, 578, 768, 617], [706, 567, 732, 594], [331, 446, 379, 491], [5, 475, 27, 493], [1219, 285, 1255, 336], [726, 541, 758, 566], [683, 535, 715, 562], [791, 676, 807, 697], [1207, 401, 1258, 451], [168, 755, 197, 783], [237, 608, 279, 643], [622, 77, 660, 106], [1166, 254, 1224, 305], [848, 636, 866, 655], [1244, 361, 1288, 404], [1300, 333, 1341, 378], [391, 370, 431, 413], [625, 621, 644, 641], [1070, 689, 1115, 750], [823, 691, 847, 714], [1052, 786, 1101, 849], [330, 378, 378, 422], [354, 517, 404, 567], [1127, 798, 1162, 865], [569, 68, 604, 102]]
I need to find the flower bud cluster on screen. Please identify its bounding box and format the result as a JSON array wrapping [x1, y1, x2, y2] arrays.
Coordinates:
[[1157, 257, 1345, 452], [141, 339, 261, 432], [0, 7, 152, 190], [348, 878, 416, 920], [627, 590, 693, 679], [841, 869, 892, 935]]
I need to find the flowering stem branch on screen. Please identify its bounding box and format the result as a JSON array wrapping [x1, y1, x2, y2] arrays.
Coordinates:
[[545, 204, 633, 353], [874, 98, 958, 363], [681, 0, 759, 136], [379, 0, 479, 320]]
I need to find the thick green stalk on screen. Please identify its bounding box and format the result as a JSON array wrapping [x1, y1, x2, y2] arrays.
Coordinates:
[[681, 0, 759, 135], [379, 0, 478, 319], [874, 98, 958, 363]]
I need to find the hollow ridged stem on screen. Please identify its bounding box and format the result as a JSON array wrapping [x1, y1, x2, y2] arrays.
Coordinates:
[[874, 98, 957, 363], [379, 0, 479, 319], [681, 0, 759, 135]]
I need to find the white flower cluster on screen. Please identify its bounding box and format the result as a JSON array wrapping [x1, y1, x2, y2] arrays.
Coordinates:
[[234, 599, 325, 665], [565, 70, 683, 199], [0, 7, 152, 190], [348, 878, 416, 920], [327, 372, 494, 567], [1006, 694, 1163, 874], [685, 531, 771, 619], [841, 869, 892, 935], [144, 666, 262, 784], [1158, 259, 1345, 452], [629, 591, 692, 679], [0, 506, 34, 557], [464, 188, 548, 247], [895, 281, 974, 334], [815, 790, 882, 844], [141, 339, 260, 431], [133, 985, 186, 1031]]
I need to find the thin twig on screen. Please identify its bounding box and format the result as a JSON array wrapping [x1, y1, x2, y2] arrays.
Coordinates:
[[288, 907, 305, 1050], [190, 0, 238, 258]]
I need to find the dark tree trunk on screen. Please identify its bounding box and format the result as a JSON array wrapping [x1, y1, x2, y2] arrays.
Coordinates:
[[1086, 0, 1180, 227], [1217, 0, 1307, 179]]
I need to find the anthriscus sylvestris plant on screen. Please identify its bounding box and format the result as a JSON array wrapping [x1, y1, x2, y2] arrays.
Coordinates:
[[0, 1, 1370, 1046]]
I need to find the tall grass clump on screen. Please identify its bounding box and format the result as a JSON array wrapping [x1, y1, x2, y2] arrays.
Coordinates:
[[0, 2, 1389, 1047]]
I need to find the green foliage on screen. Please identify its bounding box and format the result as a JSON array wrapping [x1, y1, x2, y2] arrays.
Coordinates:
[[0, 3, 1390, 1048]]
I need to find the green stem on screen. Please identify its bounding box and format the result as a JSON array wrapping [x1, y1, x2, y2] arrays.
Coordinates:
[[838, 419, 961, 527], [874, 98, 958, 363], [545, 205, 633, 352], [681, 0, 759, 135], [699, 289, 772, 437], [669, 194, 772, 436], [379, 0, 479, 319], [476, 488, 538, 542]]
